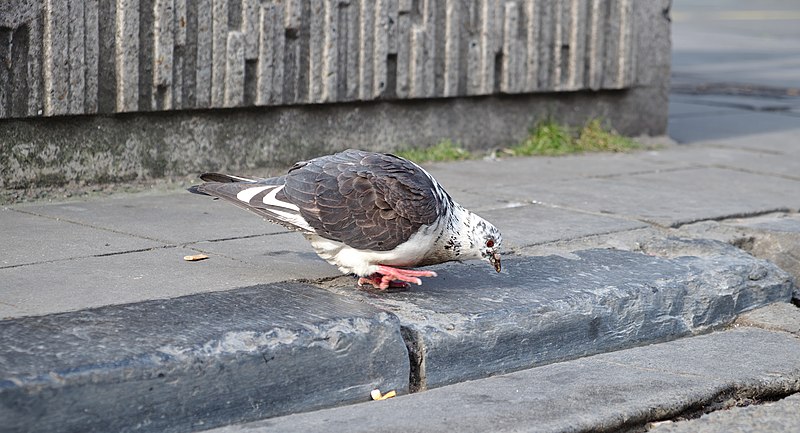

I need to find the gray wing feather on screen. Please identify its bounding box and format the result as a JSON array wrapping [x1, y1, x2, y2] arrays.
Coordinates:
[[192, 150, 446, 250], [193, 175, 311, 232], [283, 149, 445, 251]]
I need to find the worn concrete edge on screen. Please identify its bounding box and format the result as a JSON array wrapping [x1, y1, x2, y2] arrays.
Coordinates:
[[525, 220, 800, 303], [647, 393, 800, 433], [0, 282, 410, 433], [672, 213, 800, 302], [202, 328, 800, 433], [315, 238, 795, 391]]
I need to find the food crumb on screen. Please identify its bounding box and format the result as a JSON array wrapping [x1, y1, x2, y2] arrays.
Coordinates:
[[183, 254, 209, 261], [371, 389, 397, 401]]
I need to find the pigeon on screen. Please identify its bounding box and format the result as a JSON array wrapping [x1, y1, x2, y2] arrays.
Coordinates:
[[190, 149, 502, 290]]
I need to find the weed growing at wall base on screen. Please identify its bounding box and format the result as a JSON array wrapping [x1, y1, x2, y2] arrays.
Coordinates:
[[397, 119, 641, 163], [507, 119, 640, 157]]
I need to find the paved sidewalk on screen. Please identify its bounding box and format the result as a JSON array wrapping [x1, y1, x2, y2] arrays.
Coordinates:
[[2, 1, 800, 432]]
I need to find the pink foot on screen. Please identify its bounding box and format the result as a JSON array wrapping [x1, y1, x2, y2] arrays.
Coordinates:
[[357, 265, 438, 290]]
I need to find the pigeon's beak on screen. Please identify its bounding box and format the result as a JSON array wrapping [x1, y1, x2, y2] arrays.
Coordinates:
[[490, 252, 502, 273]]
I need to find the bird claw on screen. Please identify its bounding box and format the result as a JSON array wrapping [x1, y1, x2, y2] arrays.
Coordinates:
[[357, 266, 438, 291], [357, 275, 410, 291]]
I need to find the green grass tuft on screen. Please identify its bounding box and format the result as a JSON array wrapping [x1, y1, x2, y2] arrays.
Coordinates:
[[396, 119, 640, 163], [507, 118, 640, 157], [395, 139, 473, 163], [575, 119, 641, 153]]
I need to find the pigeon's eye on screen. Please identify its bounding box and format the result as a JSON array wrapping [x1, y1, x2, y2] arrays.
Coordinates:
[[486, 239, 495, 248]]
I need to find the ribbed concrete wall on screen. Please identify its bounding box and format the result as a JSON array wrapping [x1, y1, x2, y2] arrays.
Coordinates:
[[1, 0, 637, 119]]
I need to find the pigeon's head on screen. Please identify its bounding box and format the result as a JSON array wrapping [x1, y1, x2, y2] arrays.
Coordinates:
[[470, 217, 503, 273]]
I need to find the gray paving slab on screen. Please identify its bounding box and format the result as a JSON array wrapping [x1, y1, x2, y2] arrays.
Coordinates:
[[206, 328, 800, 433], [735, 303, 800, 337], [319, 242, 793, 390], [190, 232, 341, 280], [0, 282, 409, 433], [0, 247, 278, 319], [691, 129, 800, 155], [650, 393, 800, 433], [423, 152, 689, 189], [639, 145, 800, 181], [669, 111, 800, 144], [477, 204, 646, 249], [730, 212, 800, 233], [13, 191, 287, 245], [491, 167, 799, 228], [0, 207, 163, 268]]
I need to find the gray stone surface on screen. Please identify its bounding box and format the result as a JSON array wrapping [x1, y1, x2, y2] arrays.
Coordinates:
[[477, 204, 647, 249], [423, 151, 689, 187], [735, 303, 800, 337], [0, 282, 409, 433], [686, 129, 800, 155], [491, 167, 800, 228], [0, 190, 358, 319], [639, 145, 800, 182], [205, 328, 800, 433], [320, 243, 793, 390], [14, 191, 287, 244], [0, 207, 162, 268], [728, 215, 800, 301], [190, 232, 340, 279], [650, 393, 800, 433], [0, 246, 320, 319], [677, 213, 800, 300]]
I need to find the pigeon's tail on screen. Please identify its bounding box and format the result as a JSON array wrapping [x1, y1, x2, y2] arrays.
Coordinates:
[[188, 174, 309, 232], [199, 172, 261, 183], [188, 172, 263, 196]]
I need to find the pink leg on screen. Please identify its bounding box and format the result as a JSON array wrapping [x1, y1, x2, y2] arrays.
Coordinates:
[[358, 266, 438, 290]]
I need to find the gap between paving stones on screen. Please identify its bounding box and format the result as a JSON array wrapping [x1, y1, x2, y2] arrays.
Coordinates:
[[647, 393, 800, 433], [0, 246, 174, 270], [9, 206, 294, 247], [703, 165, 800, 183], [2, 206, 296, 269], [8, 207, 169, 244], [643, 304, 800, 432], [642, 384, 800, 433]]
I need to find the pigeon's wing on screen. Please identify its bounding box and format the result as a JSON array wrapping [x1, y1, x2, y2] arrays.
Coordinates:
[[192, 174, 316, 233], [282, 149, 447, 251]]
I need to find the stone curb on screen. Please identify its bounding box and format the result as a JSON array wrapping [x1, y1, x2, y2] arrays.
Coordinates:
[[0, 242, 794, 432], [320, 241, 794, 390], [206, 328, 800, 433], [0, 283, 409, 433]]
